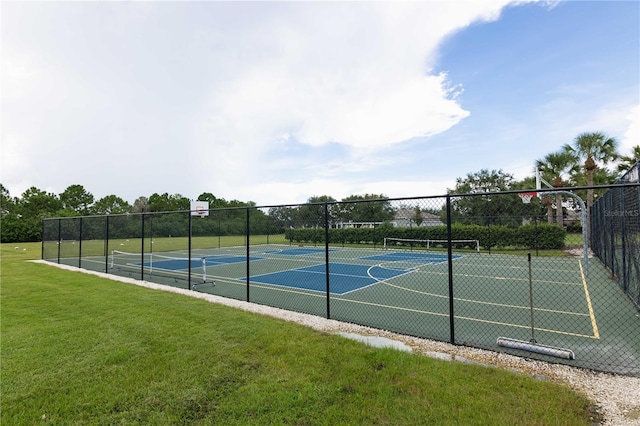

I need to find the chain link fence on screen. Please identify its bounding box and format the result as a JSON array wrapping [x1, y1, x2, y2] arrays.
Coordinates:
[[43, 183, 640, 376], [591, 162, 640, 310]]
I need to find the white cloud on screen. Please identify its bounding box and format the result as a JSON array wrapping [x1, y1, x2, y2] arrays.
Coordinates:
[[0, 133, 31, 196], [620, 105, 639, 154], [188, 2, 523, 201], [7, 0, 632, 207], [217, 178, 456, 207], [193, 2, 513, 155], [1, 54, 43, 105]]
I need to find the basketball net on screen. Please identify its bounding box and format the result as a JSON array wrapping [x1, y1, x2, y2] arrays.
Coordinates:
[[519, 192, 538, 204]]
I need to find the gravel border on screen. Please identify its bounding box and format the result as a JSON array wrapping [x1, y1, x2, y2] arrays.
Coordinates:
[[36, 261, 640, 425]]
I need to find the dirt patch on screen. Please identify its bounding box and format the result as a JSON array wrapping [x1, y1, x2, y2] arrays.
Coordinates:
[[563, 245, 594, 258]]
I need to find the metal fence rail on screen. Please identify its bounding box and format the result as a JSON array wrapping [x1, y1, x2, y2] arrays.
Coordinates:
[[42, 184, 640, 376]]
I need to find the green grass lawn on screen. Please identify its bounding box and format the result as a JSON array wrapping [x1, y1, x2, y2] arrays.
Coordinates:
[[565, 232, 585, 247], [1, 242, 598, 425]]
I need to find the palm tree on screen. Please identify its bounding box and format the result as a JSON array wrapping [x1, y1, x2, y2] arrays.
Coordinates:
[[564, 132, 619, 205], [617, 145, 640, 174], [563, 131, 619, 243], [536, 151, 575, 226]]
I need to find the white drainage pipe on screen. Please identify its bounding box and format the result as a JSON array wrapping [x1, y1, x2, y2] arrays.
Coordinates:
[[496, 337, 575, 360]]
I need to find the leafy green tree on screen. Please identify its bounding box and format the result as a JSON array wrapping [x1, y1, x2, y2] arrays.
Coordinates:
[[563, 131, 619, 242], [248, 207, 273, 235], [148, 193, 190, 212], [617, 145, 640, 174], [563, 132, 619, 206], [568, 166, 620, 207], [92, 195, 132, 215], [194, 195, 258, 235], [59, 184, 94, 215], [3, 187, 62, 242], [19, 187, 62, 216], [268, 206, 297, 231], [296, 195, 337, 228], [226, 199, 256, 208], [511, 175, 541, 193], [338, 194, 395, 224], [0, 185, 18, 242], [0, 184, 15, 215], [196, 192, 217, 207], [536, 151, 575, 226], [448, 169, 524, 226], [133, 196, 150, 213]]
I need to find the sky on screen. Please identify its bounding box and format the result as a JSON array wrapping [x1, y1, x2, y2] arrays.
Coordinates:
[[2, 1, 639, 207]]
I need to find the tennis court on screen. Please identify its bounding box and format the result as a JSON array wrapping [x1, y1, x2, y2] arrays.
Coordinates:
[[245, 263, 409, 295], [74, 243, 640, 375]]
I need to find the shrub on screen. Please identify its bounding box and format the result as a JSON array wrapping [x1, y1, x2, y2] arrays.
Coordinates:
[[285, 224, 565, 250]]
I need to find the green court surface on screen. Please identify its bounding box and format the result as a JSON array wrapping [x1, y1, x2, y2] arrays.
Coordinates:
[[59, 244, 640, 375]]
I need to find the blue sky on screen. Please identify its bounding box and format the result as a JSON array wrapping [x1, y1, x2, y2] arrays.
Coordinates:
[[2, 1, 638, 206]]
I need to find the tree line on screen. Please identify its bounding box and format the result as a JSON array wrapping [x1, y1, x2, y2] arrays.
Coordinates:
[[1, 132, 637, 243]]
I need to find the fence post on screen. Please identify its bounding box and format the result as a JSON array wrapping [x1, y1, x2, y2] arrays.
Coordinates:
[[104, 215, 109, 273], [57, 218, 61, 264], [609, 191, 617, 277], [246, 208, 250, 302], [188, 212, 192, 291], [41, 219, 45, 260], [141, 214, 145, 281], [78, 217, 83, 268], [218, 212, 221, 249], [534, 216, 539, 257], [446, 194, 455, 344], [324, 203, 331, 319], [620, 188, 628, 293]]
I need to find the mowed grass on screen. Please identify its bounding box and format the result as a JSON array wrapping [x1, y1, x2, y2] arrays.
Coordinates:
[[2, 243, 598, 425]]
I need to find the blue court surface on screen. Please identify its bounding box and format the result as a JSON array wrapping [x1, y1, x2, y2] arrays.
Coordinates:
[[245, 263, 411, 295], [136, 255, 264, 271], [361, 252, 461, 264]]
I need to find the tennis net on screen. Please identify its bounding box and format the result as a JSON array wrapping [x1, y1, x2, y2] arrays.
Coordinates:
[[110, 250, 213, 285], [383, 237, 480, 253]]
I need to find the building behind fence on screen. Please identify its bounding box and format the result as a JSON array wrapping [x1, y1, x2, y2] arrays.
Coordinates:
[[43, 183, 640, 376]]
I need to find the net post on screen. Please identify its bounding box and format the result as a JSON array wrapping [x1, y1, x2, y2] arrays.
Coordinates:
[[245, 208, 250, 302], [445, 194, 455, 344], [141, 214, 145, 281], [41, 219, 45, 261], [188, 212, 192, 291], [527, 252, 536, 343], [324, 202, 331, 319]]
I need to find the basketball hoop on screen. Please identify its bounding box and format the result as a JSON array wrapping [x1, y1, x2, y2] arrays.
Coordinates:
[[191, 201, 209, 217], [519, 192, 538, 204], [195, 206, 208, 217]]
